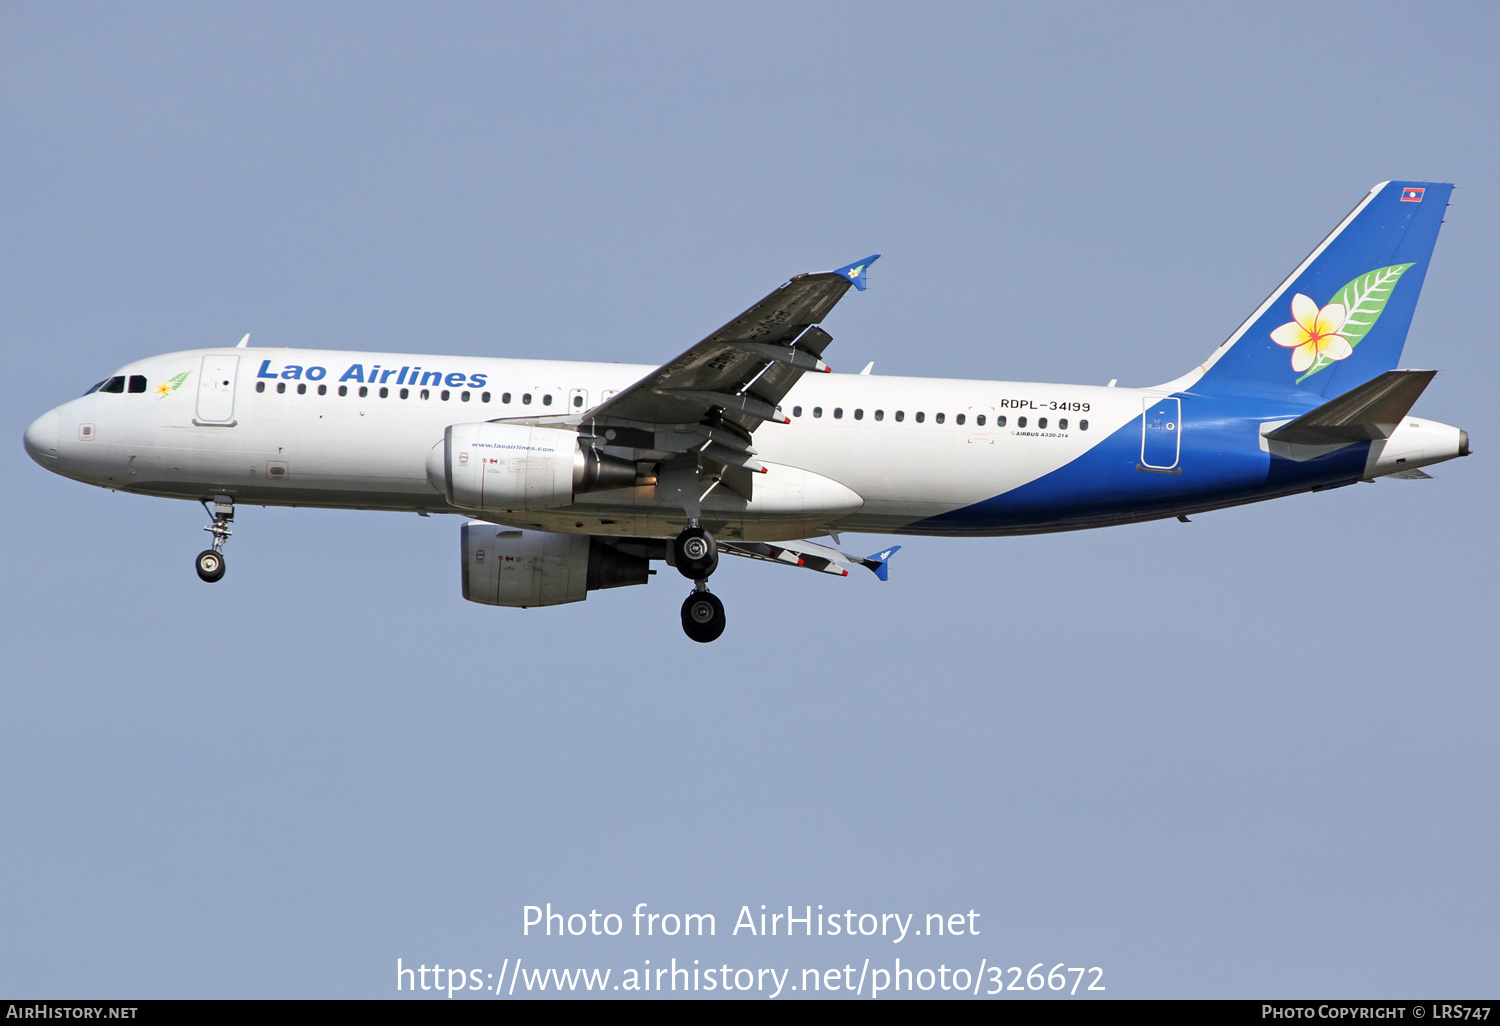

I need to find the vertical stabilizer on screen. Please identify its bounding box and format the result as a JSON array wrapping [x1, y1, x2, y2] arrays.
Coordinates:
[[1176, 181, 1451, 399]]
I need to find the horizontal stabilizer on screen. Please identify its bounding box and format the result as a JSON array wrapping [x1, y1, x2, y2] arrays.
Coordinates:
[[1265, 369, 1436, 445]]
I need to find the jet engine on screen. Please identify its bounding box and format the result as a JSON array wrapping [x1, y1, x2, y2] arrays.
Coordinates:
[[461, 523, 650, 607], [427, 422, 637, 512]]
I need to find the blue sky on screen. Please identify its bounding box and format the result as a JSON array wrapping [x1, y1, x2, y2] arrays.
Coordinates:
[[2, 1, 1496, 998]]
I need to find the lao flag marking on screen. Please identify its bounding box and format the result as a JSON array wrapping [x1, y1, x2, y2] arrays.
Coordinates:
[[1401, 187, 1425, 202]]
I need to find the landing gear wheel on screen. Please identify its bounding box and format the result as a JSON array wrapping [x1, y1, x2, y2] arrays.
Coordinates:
[[198, 496, 234, 583], [680, 590, 726, 643], [195, 549, 226, 583], [673, 526, 718, 579]]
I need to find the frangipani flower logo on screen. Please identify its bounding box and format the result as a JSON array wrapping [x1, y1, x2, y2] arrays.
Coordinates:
[[1269, 263, 1414, 382], [1271, 294, 1351, 373], [156, 371, 190, 398]]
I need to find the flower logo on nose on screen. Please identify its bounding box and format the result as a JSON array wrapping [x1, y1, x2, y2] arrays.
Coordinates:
[[155, 371, 190, 398], [1271, 294, 1352, 374]]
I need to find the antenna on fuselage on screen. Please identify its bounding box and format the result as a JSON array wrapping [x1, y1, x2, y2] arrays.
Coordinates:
[[236, 334, 250, 348]]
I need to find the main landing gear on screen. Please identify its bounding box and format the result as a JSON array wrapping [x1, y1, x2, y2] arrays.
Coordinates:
[[195, 495, 233, 583], [674, 523, 725, 643]]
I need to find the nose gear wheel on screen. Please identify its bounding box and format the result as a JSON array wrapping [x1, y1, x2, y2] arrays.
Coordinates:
[[195, 549, 226, 583], [196, 495, 234, 583]]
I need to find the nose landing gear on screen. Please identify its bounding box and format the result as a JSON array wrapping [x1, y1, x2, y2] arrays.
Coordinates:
[[674, 522, 726, 642], [195, 495, 233, 583]]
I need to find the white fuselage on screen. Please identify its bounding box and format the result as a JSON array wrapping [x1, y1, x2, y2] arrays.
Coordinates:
[[27, 347, 1146, 538], [25, 346, 1465, 543]]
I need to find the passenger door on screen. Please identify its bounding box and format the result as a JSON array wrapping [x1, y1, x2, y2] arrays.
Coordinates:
[[195, 355, 239, 425], [1140, 397, 1181, 470]]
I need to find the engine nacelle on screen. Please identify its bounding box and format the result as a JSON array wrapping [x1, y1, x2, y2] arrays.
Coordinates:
[[461, 523, 650, 608], [427, 422, 636, 512]]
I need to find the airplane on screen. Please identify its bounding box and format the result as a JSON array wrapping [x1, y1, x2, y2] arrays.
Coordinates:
[[23, 181, 1470, 642]]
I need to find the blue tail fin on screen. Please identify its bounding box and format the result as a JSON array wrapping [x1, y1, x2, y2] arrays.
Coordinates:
[[1186, 182, 1451, 399]]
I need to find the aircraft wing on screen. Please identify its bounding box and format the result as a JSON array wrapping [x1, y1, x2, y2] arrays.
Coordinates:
[[719, 539, 900, 579], [582, 255, 878, 441]]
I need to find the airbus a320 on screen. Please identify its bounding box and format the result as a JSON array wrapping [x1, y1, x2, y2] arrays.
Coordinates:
[[24, 181, 1470, 641]]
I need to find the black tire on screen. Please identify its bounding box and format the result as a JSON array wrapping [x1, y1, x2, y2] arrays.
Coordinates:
[[680, 591, 726, 643], [672, 526, 718, 579], [195, 549, 226, 583]]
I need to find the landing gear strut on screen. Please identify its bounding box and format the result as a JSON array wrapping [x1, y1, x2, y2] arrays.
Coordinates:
[[674, 523, 725, 642], [196, 495, 233, 583]]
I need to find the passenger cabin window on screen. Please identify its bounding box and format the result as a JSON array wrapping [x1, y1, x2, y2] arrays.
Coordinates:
[[1079, 419, 1089, 431], [977, 414, 986, 426], [996, 415, 1006, 427], [128, 375, 147, 393], [874, 410, 884, 421], [378, 386, 388, 398], [420, 388, 430, 400], [833, 408, 843, 419], [277, 382, 287, 394], [955, 413, 965, 425], [461, 391, 471, 402], [894, 411, 904, 422], [1038, 417, 1047, 429], [100, 376, 126, 393], [298, 383, 307, 395], [542, 394, 552, 406], [441, 390, 450, 401], [359, 386, 369, 398], [502, 392, 512, 404], [399, 387, 409, 399], [482, 392, 491, 403], [572, 394, 583, 407], [854, 409, 864, 420], [935, 412, 945, 424], [813, 407, 823, 418], [1017, 416, 1027, 427], [1059, 418, 1068, 430], [338, 385, 348, 397], [793, 406, 802, 417], [256, 381, 265, 393], [523, 393, 532, 404], [915, 412, 925, 423], [317, 384, 326, 395]]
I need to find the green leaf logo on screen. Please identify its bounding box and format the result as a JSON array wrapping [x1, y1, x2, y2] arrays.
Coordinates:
[[156, 371, 190, 398], [1293, 263, 1413, 382]]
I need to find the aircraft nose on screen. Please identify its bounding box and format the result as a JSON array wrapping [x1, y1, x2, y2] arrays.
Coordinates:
[[23, 408, 60, 467]]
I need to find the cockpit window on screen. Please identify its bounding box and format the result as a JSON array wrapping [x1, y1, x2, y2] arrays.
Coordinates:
[[128, 375, 147, 393], [98, 376, 126, 394], [83, 379, 107, 395]]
